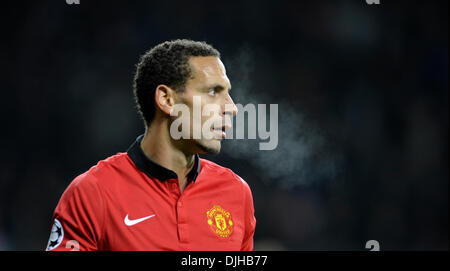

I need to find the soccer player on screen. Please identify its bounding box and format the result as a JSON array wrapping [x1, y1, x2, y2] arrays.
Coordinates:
[[45, 39, 256, 251]]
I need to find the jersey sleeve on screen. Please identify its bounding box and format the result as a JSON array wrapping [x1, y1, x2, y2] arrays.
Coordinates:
[[236, 175, 256, 251], [46, 172, 105, 251]]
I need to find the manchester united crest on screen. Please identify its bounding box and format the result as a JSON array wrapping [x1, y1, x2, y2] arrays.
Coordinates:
[[206, 205, 233, 238]]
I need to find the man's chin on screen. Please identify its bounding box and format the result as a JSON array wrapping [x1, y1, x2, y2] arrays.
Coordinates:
[[195, 139, 221, 154]]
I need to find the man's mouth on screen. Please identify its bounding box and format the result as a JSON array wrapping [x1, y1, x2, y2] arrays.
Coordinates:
[[212, 126, 226, 139], [212, 123, 231, 139]]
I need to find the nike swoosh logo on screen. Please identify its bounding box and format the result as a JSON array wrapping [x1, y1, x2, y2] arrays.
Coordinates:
[[124, 214, 156, 226]]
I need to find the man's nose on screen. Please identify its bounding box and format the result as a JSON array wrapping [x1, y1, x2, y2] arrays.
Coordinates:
[[223, 94, 238, 117]]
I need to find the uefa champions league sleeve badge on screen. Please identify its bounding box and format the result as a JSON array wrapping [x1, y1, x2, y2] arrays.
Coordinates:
[[46, 218, 64, 251]]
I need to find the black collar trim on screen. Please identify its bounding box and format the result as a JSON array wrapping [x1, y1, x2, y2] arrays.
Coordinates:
[[127, 135, 201, 182]]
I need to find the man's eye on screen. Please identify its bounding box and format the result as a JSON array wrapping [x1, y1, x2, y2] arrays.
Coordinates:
[[208, 89, 216, 96]]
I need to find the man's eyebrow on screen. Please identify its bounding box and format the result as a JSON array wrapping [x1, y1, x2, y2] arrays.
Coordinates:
[[206, 84, 232, 91]]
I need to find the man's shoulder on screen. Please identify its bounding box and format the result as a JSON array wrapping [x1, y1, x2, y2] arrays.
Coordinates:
[[199, 158, 251, 189], [69, 152, 131, 189]]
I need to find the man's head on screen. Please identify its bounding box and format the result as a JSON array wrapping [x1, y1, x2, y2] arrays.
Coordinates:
[[133, 39, 237, 154]]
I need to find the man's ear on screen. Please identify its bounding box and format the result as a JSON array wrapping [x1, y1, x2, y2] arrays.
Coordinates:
[[154, 84, 175, 116]]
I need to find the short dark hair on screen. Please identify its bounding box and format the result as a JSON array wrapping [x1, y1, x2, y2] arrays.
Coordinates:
[[133, 39, 220, 126]]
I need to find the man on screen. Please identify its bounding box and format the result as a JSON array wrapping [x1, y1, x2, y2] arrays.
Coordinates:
[[46, 39, 256, 251]]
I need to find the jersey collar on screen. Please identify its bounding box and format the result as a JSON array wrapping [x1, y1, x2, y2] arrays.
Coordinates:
[[127, 134, 201, 182]]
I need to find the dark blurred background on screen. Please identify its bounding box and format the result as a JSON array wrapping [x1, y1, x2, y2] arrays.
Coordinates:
[[0, 0, 447, 250]]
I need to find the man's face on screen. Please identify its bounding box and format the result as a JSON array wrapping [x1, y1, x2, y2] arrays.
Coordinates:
[[171, 56, 237, 154]]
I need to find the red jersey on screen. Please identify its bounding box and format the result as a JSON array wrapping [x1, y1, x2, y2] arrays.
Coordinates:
[[46, 135, 256, 251]]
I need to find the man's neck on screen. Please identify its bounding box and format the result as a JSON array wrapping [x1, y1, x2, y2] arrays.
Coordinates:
[[140, 121, 195, 191]]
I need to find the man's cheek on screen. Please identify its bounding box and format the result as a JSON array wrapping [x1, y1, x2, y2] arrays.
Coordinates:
[[202, 104, 222, 140]]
